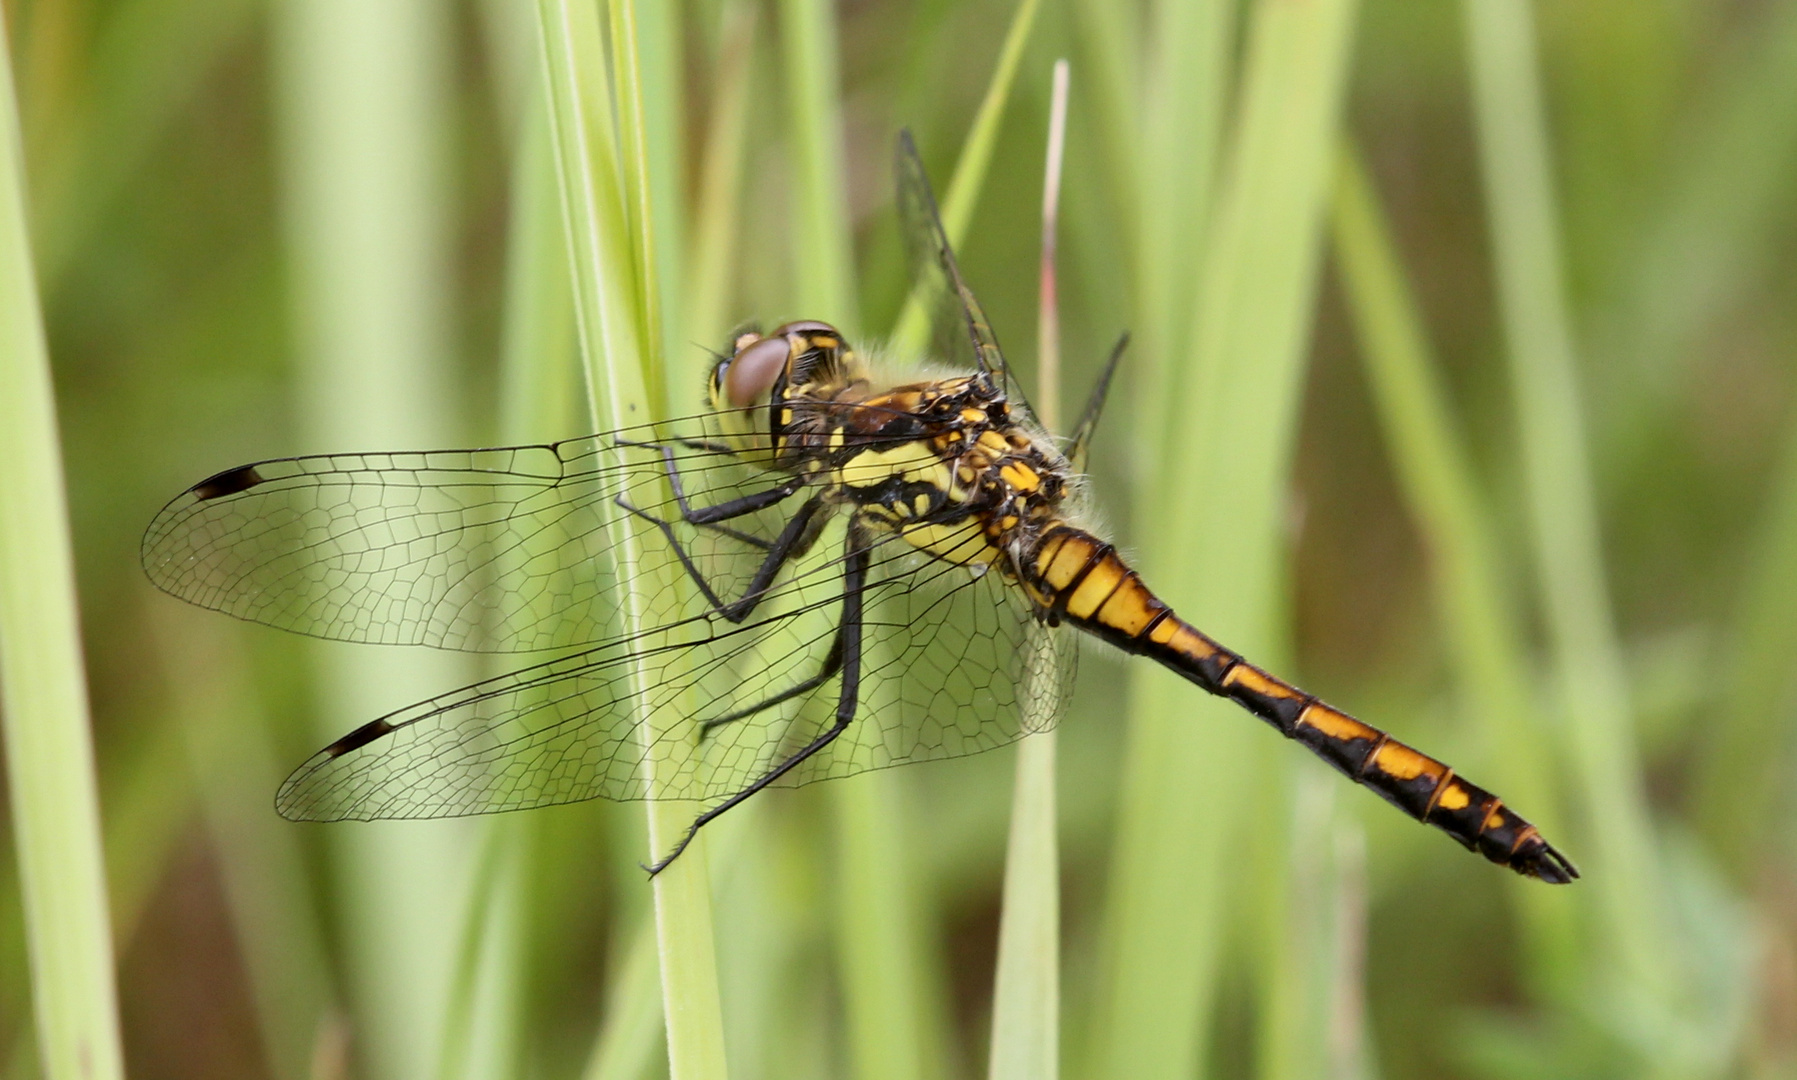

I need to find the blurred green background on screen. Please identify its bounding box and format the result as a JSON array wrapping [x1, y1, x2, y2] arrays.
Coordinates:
[[3, 0, 1796, 1078]]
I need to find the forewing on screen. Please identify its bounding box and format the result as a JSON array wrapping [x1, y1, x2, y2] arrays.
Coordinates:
[[894, 130, 1037, 420], [143, 419, 804, 652], [274, 521, 1076, 818]]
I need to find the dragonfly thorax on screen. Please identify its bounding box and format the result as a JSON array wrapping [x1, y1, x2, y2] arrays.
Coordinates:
[[786, 372, 1071, 579]]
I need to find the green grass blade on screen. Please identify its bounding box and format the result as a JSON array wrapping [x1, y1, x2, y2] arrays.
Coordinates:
[[1069, 0, 1140, 241], [436, 823, 528, 1080], [1329, 144, 1577, 991], [272, 3, 471, 1077], [776, 4, 939, 1079], [1257, 773, 1370, 1080], [538, 2, 728, 1076], [0, 17, 128, 1078], [630, 0, 685, 406], [499, 56, 581, 445], [1129, 0, 1235, 474], [0, 707, 183, 1054], [0, 722, 187, 1052], [1460, 0, 1673, 1018], [982, 411, 1064, 1062], [888, 0, 1044, 356], [709, 803, 823, 1080], [608, 0, 673, 415], [434, 58, 584, 1080], [538, 0, 643, 402], [684, 2, 758, 351], [1092, 1, 1359, 1077], [827, 783, 939, 1080], [779, 0, 860, 329], [986, 57, 1069, 1080]]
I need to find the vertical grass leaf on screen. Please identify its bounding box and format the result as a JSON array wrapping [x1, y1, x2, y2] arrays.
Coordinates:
[[778, 3, 934, 1079], [1093, 1, 1360, 1077], [0, 16, 129, 1080], [273, 2, 470, 1076], [538, 2, 730, 1076], [986, 56, 1070, 1080]]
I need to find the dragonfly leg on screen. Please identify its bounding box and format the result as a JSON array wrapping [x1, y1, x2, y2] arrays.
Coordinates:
[[616, 492, 825, 623], [614, 435, 803, 549], [674, 436, 739, 455], [645, 526, 871, 876], [699, 635, 845, 737]]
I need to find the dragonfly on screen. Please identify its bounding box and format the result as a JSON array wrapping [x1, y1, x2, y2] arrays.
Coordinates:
[[142, 131, 1577, 883]]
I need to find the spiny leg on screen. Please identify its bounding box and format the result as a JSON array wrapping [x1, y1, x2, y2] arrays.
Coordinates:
[[615, 434, 803, 548], [674, 436, 742, 455], [618, 492, 825, 623], [699, 635, 844, 737], [645, 525, 871, 876]]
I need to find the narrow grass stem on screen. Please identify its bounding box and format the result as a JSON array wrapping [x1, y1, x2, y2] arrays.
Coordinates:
[[581, 913, 667, 1080], [0, 19, 127, 1079], [607, 0, 670, 416], [538, 2, 729, 1075], [986, 56, 1069, 1080]]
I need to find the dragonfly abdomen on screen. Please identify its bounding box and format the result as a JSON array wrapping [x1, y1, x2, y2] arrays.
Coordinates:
[[1021, 524, 1577, 884]]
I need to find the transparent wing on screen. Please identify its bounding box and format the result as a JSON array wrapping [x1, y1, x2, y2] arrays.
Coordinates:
[[274, 521, 1076, 816], [144, 415, 850, 652], [894, 129, 1037, 420]]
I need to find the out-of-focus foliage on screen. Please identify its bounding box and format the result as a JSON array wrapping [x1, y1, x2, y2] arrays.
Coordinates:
[[2, 0, 1795, 1078]]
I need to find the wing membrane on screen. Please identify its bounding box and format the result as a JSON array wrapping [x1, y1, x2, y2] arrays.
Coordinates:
[[150, 399, 1079, 816], [894, 129, 1037, 420], [275, 522, 1075, 815], [145, 416, 846, 652]]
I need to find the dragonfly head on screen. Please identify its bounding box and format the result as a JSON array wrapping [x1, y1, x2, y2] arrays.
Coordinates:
[[709, 321, 863, 459]]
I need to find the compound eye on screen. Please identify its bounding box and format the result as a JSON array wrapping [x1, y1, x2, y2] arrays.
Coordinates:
[[724, 335, 790, 408]]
